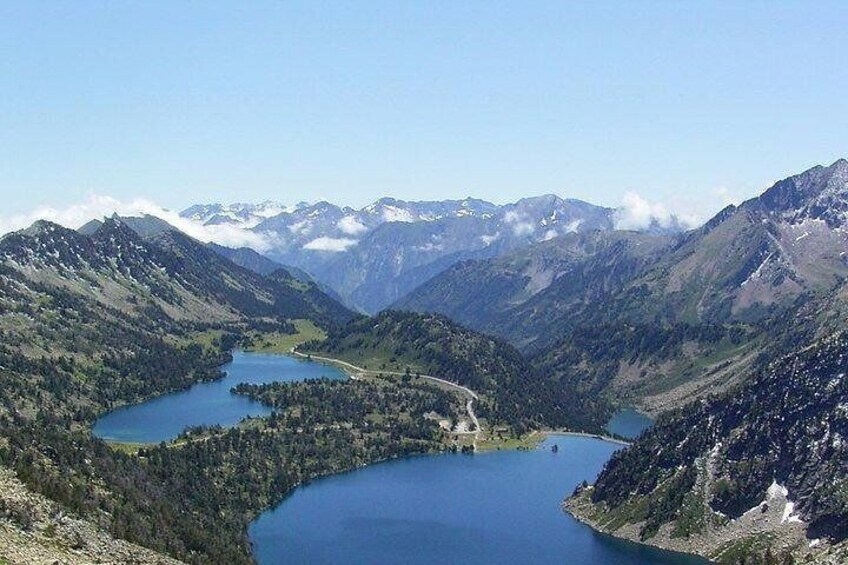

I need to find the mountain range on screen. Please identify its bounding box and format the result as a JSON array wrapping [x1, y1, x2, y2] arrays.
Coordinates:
[[180, 195, 688, 312], [0, 215, 362, 562], [397, 159, 848, 409], [2, 159, 847, 563]]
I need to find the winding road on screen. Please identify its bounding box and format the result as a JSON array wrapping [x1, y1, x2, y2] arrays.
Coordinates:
[[290, 349, 482, 443]]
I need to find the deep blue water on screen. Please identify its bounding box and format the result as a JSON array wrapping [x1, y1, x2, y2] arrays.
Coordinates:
[[93, 351, 695, 564], [250, 435, 706, 565], [92, 351, 346, 443], [607, 407, 654, 440]]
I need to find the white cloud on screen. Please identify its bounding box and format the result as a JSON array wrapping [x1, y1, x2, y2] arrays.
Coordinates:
[[337, 215, 367, 235], [644, 187, 744, 229], [503, 210, 521, 224], [542, 229, 558, 241], [614, 192, 676, 231], [713, 186, 742, 208], [479, 232, 500, 245], [0, 193, 274, 252], [288, 220, 310, 234], [512, 221, 534, 236], [503, 210, 535, 236], [302, 236, 358, 252]]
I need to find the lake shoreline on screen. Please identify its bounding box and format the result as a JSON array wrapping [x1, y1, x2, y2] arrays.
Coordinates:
[[563, 490, 711, 565], [290, 350, 639, 449], [250, 433, 706, 564], [96, 348, 685, 564], [92, 349, 347, 444]]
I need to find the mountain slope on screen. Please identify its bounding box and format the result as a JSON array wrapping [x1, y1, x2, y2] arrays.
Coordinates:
[[305, 310, 610, 432], [206, 242, 288, 276], [617, 159, 848, 325], [395, 160, 848, 413], [400, 160, 848, 335], [566, 326, 848, 563], [0, 218, 357, 563], [395, 229, 674, 347]]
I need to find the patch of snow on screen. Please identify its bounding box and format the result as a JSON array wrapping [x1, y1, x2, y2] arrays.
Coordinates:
[[767, 480, 789, 499], [782, 501, 802, 523], [740, 252, 774, 287], [381, 207, 415, 223], [254, 201, 288, 218], [565, 219, 583, 233]]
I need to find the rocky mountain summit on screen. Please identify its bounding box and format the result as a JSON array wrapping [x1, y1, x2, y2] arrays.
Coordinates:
[[180, 200, 290, 228]]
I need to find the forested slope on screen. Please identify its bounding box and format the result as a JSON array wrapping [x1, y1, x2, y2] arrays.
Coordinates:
[[307, 310, 610, 432]]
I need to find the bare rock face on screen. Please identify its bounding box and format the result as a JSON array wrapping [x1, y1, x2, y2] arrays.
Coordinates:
[[0, 467, 182, 565]]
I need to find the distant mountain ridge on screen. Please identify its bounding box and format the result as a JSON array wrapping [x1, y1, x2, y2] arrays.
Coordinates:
[[181, 200, 292, 228], [181, 194, 689, 312], [399, 160, 848, 334]]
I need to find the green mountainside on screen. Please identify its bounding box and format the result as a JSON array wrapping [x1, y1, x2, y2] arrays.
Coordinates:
[[396, 160, 848, 414], [395, 230, 673, 348], [306, 310, 609, 432], [566, 323, 848, 563], [0, 218, 375, 562]]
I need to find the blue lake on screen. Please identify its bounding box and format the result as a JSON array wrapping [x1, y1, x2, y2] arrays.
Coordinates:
[[93, 351, 698, 564], [607, 407, 654, 440], [250, 435, 705, 565], [92, 351, 347, 443]]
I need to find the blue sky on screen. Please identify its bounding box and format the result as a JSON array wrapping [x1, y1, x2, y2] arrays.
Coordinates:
[[2, 1, 847, 222]]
